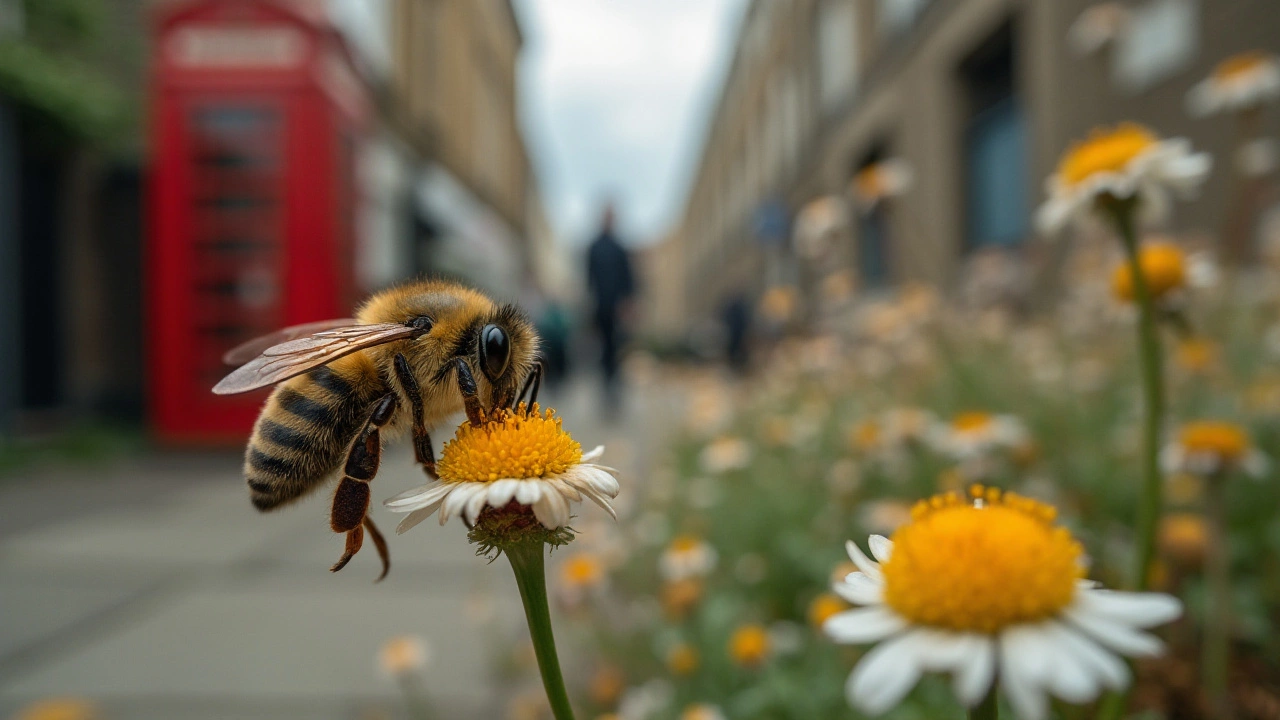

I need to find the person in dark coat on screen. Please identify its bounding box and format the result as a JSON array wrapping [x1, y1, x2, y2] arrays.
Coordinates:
[[585, 204, 635, 418]]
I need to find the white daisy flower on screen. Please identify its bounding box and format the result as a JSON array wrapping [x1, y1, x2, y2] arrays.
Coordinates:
[[659, 535, 718, 582], [1187, 51, 1280, 117], [927, 412, 1030, 461], [825, 487, 1182, 720], [1037, 124, 1212, 234], [1160, 420, 1270, 479], [384, 406, 620, 532]]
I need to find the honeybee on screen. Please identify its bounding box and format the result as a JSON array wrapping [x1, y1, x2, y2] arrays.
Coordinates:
[[214, 279, 542, 580]]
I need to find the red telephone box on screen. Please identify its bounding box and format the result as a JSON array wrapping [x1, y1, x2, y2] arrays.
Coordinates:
[[148, 0, 370, 443]]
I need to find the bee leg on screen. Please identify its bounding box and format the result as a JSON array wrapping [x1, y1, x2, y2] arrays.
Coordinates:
[[363, 516, 391, 582], [453, 358, 486, 427], [330, 393, 397, 579], [394, 354, 438, 478], [514, 361, 544, 410]]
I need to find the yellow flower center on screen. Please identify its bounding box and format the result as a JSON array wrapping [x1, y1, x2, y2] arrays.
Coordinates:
[[853, 165, 885, 200], [435, 404, 582, 483], [951, 412, 994, 433], [1111, 242, 1187, 301], [728, 624, 771, 667], [561, 554, 603, 586], [667, 643, 699, 676], [1057, 123, 1159, 188], [881, 487, 1084, 633], [808, 592, 849, 628], [851, 421, 881, 450], [1214, 51, 1270, 82], [669, 535, 703, 554], [1176, 338, 1217, 372], [1178, 421, 1250, 460]]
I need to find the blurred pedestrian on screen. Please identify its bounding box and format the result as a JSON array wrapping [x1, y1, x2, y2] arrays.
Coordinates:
[[585, 203, 635, 420]]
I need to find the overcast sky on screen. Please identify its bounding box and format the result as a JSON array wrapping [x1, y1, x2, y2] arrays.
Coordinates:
[[513, 0, 749, 248]]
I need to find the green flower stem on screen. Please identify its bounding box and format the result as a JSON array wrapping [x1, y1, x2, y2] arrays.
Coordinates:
[[970, 682, 998, 720], [1108, 198, 1165, 591], [1204, 474, 1233, 719], [506, 541, 577, 720]]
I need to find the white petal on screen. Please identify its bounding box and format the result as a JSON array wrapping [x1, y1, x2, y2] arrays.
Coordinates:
[[832, 572, 883, 605], [483, 478, 520, 507], [395, 501, 443, 534], [1062, 604, 1166, 657], [573, 467, 621, 497], [1075, 589, 1182, 627], [846, 630, 929, 715], [1038, 624, 1101, 703], [824, 606, 906, 644], [463, 486, 492, 525], [999, 626, 1052, 720], [580, 445, 606, 463], [953, 635, 996, 707], [383, 480, 450, 511], [868, 535, 893, 563], [576, 484, 618, 519], [545, 477, 582, 502], [439, 483, 481, 526], [845, 540, 883, 583], [515, 480, 543, 506], [1047, 621, 1130, 692]]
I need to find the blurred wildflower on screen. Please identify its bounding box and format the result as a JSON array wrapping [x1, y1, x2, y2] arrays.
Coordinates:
[[679, 704, 726, 720], [850, 158, 913, 211], [1187, 51, 1280, 117], [1159, 512, 1209, 566], [1174, 337, 1218, 374], [13, 699, 99, 720], [616, 679, 673, 720], [928, 412, 1030, 461], [659, 535, 717, 581], [825, 458, 862, 497], [666, 643, 699, 676], [697, 436, 752, 474], [1037, 123, 1211, 234], [859, 499, 914, 536], [508, 684, 552, 720], [1067, 3, 1130, 56], [378, 635, 429, 678], [758, 285, 798, 324], [728, 624, 771, 668], [808, 592, 850, 628], [824, 486, 1181, 719], [849, 420, 882, 454], [589, 665, 627, 706], [558, 552, 607, 607], [1161, 420, 1270, 478], [1110, 242, 1187, 303], [794, 196, 849, 260], [385, 405, 620, 531], [661, 579, 704, 619]]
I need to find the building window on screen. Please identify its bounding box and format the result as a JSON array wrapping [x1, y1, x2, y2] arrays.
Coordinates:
[[961, 21, 1028, 250], [1113, 0, 1198, 93], [817, 0, 859, 112]]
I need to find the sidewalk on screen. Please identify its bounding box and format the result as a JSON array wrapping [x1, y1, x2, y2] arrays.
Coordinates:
[[0, 374, 670, 720]]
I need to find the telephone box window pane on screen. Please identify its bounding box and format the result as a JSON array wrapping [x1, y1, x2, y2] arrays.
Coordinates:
[[964, 96, 1029, 248], [187, 103, 284, 389]]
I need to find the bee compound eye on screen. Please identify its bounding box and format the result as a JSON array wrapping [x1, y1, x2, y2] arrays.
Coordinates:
[[410, 316, 433, 332], [480, 324, 510, 380]]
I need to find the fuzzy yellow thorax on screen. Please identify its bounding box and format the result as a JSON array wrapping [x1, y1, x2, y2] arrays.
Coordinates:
[[436, 404, 582, 483], [1057, 123, 1158, 188], [881, 486, 1084, 633]]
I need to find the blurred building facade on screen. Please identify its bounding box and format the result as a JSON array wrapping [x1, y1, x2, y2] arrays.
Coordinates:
[[671, 0, 1280, 335], [0, 0, 549, 437]]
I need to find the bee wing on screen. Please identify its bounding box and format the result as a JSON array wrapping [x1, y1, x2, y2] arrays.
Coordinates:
[[212, 323, 421, 395], [222, 318, 359, 365]]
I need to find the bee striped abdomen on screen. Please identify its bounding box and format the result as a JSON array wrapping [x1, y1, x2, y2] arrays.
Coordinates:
[[244, 365, 382, 511]]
